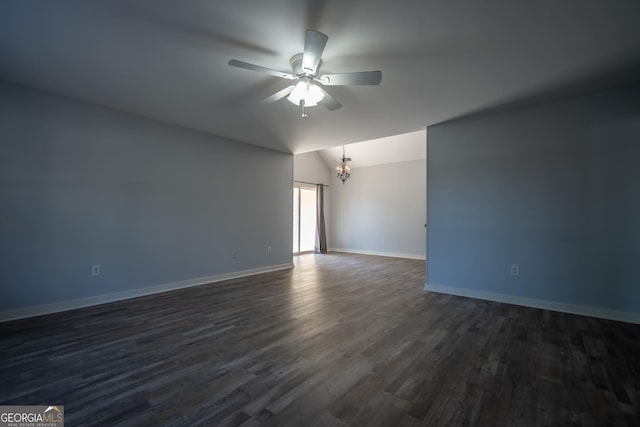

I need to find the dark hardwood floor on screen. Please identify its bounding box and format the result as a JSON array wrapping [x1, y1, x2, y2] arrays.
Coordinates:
[[1, 253, 639, 426]]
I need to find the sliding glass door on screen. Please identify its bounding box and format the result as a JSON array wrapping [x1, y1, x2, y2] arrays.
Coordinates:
[[293, 184, 317, 254]]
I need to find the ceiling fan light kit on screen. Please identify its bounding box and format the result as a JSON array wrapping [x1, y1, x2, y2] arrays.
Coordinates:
[[228, 30, 382, 117], [287, 78, 325, 107]]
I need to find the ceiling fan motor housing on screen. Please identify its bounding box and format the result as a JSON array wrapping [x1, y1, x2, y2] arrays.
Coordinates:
[[290, 53, 321, 77]]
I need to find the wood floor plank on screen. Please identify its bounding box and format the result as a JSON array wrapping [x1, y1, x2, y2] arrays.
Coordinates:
[[1, 253, 639, 426]]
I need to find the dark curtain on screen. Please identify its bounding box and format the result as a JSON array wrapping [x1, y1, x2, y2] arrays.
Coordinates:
[[314, 184, 328, 254]]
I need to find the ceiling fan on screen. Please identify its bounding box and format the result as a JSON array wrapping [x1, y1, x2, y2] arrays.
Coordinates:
[[228, 30, 382, 117]]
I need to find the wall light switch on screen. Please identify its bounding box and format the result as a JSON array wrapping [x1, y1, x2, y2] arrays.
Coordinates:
[[91, 264, 101, 276]]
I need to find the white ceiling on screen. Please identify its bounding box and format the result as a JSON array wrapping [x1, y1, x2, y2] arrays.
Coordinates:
[[1, 1, 640, 155], [317, 129, 425, 169]]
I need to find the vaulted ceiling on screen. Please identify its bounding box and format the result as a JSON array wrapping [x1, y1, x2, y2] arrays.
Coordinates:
[[317, 130, 426, 169], [1, 1, 639, 155]]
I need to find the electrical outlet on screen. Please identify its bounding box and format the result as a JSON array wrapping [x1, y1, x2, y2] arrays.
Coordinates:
[[91, 264, 101, 276], [267, 246, 272, 254], [232, 250, 238, 259], [510, 264, 520, 277]]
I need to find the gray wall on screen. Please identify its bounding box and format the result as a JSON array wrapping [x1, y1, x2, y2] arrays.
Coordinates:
[[293, 151, 332, 186], [331, 159, 426, 259], [427, 86, 640, 316], [0, 82, 293, 313]]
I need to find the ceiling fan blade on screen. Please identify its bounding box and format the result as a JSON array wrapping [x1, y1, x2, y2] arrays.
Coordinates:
[[302, 30, 328, 75], [319, 71, 382, 86], [228, 59, 295, 80], [317, 85, 342, 111], [260, 85, 295, 104]]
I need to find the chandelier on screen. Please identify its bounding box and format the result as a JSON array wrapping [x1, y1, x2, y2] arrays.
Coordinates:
[[336, 145, 352, 184]]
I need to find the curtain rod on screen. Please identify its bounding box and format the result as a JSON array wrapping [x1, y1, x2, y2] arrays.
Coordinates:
[[294, 180, 329, 187]]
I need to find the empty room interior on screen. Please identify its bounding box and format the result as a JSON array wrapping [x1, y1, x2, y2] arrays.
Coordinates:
[[1, 2, 639, 426]]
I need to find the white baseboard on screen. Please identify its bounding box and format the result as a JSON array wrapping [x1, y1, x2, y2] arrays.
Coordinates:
[[424, 282, 640, 324], [0, 263, 293, 323], [330, 248, 426, 261]]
